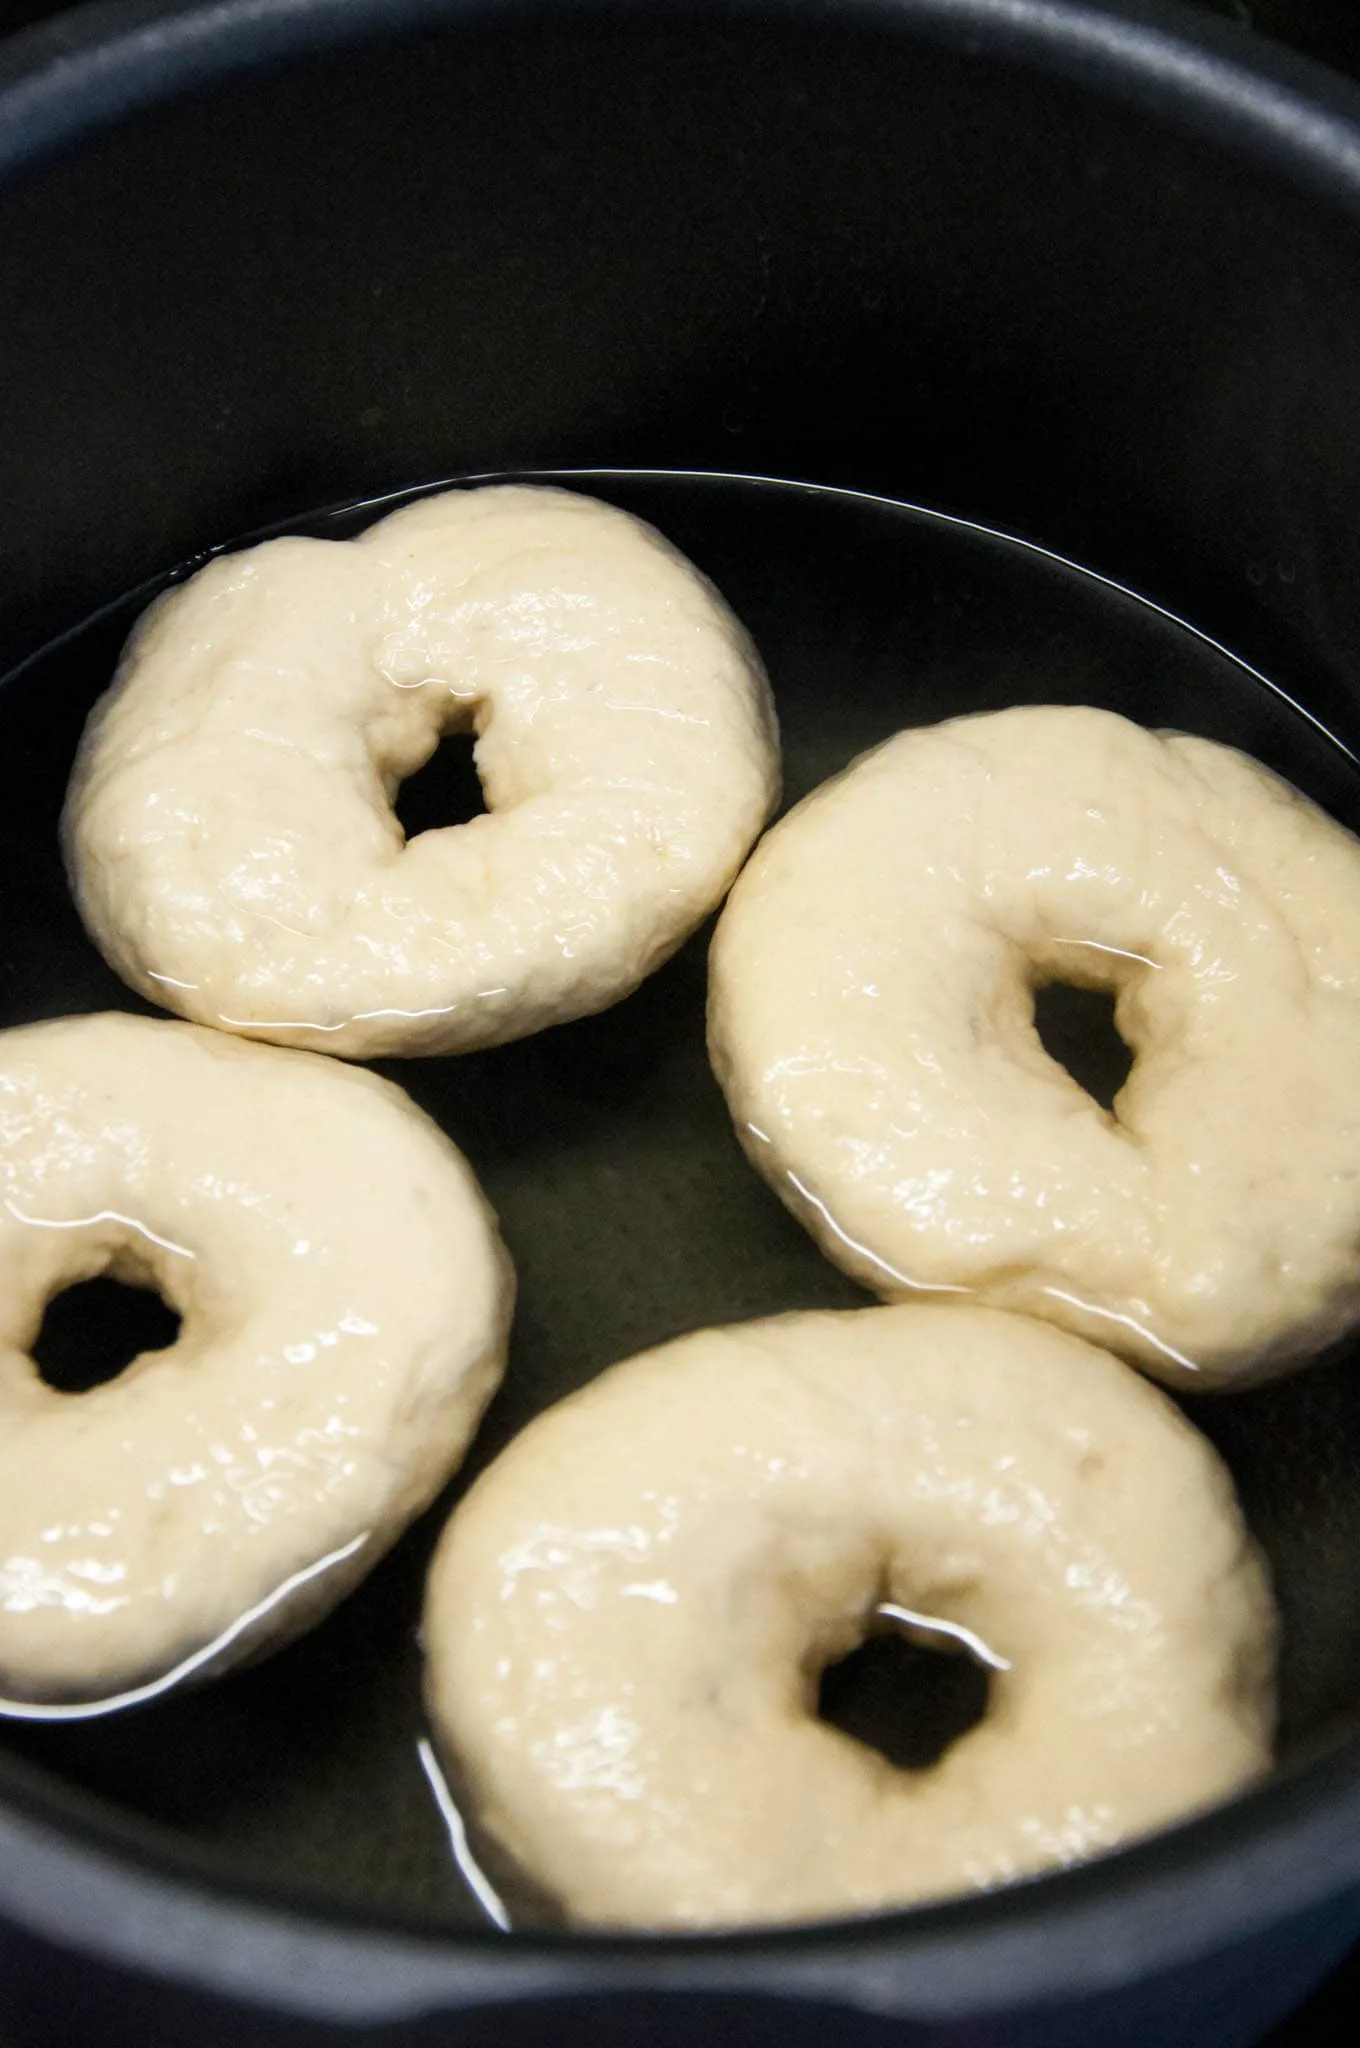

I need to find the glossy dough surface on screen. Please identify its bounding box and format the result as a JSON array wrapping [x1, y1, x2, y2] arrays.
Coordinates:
[[64, 484, 779, 1060], [0, 1014, 512, 1704], [709, 705, 1360, 1388], [423, 1305, 1274, 1929]]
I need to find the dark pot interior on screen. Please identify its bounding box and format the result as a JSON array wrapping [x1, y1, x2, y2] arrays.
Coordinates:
[[6, 2, 1360, 2043]]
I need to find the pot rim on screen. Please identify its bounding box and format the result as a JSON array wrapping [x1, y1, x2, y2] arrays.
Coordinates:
[[5, 0, 1360, 200], [5, 0, 1360, 2025]]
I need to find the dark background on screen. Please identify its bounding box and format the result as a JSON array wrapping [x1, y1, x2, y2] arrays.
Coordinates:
[[2, 0, 1360, 2043], [2, 1, 1359, 76], [0, 0, 1349, 73]]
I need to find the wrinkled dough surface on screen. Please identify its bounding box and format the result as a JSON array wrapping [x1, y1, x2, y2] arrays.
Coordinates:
[[0, 1014, 512, 1703], [708, 705, 1360, 1388], [65, 485, 779, 1060], [423, 1305, 1274, 1929]]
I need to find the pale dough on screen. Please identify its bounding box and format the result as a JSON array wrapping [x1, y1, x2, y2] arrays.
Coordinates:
[[709, 704, 1360, 1388], [0, 1013, 512, 1705], [423, 1305, 1274, 1929], [64, 485, 779, 1060]]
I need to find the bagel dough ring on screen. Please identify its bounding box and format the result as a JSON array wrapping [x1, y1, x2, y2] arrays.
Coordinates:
[[708, 704, 1360, 1389], [423, 1305, 1274, 1929], [63, 485, 779, 1061], [0, 1013, 512, 1706]]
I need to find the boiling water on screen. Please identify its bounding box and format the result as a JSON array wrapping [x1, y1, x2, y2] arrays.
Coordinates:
[[3, 471, 1360, 1929]]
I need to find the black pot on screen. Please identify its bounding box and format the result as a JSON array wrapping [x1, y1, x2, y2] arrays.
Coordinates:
[[6, 2, 1360, 2043]]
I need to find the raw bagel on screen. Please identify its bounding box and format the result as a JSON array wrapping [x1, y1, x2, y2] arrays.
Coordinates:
[[0, 1013, 512, 1706], [709, 704, 1360, 1388], [422, 1305, 1274, 1929], [63, 484, 778, 1060]]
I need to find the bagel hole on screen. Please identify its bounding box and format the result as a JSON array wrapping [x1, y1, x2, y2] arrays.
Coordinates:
[[1032, 982, 1133, 1112], [33, 1276, 182, 1396], [817, 1618, 992, 1773], [394, 729, 486, 839]]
